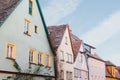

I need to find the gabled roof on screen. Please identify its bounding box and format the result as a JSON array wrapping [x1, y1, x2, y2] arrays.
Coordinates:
[[48, 24, 68, 50], [0, 0, 20, 26], [105, 61, 116, 66], [84, 43, 96, 49], [70, 33, 82, 61]]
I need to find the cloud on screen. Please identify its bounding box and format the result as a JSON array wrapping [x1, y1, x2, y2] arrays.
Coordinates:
[[42, 0, 82, 25], [81, 11, 120, 46]]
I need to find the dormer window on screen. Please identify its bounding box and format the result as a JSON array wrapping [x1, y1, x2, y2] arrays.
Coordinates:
[[29, 0, 33, 15]]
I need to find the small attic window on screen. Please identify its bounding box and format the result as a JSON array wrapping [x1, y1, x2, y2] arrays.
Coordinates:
[[29, 0, 33, 15], [65, 37, 68, 45], [35, 25, 38, 33]]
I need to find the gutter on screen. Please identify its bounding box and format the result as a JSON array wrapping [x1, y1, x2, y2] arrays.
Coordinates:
[[36, 0, 57, 79], [82, 52, 89, 80]]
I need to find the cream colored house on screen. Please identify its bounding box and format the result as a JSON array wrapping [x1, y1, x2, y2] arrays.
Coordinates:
[[0, 0, 55, 80], [71, 35, 88, 80], [48, 24, 74, 80], [84, 43, 105, 80]]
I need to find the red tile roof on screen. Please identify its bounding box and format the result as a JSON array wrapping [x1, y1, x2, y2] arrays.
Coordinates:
[[105, 61, 116, 66], [0, 0, 20, 25], [48, 24, 68, 50], [70, 33, 82, 61], [48, 24, 83, 61]]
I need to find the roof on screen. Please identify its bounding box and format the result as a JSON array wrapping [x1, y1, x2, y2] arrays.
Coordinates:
[[48, 24, 68, 50], [84, 43, 96, 49], [105, 61, 116, 66], [0, 0, 20, 26], [70, 33, 82, 61], [85, 49, 105, 62]]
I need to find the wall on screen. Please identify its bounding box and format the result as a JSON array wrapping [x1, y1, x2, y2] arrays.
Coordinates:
[[0, 0, 55, 79], [88, 58, 105, 80]]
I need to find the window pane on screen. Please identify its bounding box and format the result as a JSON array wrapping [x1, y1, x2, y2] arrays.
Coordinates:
[[38, 54, 42, 64], [24, 21, 29, 34], [29, 1, 32, 15], [29, 51, 33, 62]]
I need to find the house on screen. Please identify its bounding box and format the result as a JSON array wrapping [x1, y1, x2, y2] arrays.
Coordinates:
[[0, 0, 55, 80], [105, 61, 120, 80], [48, 24, 74, 80], [84, 43, 105, 80], [71, 34, 88, 80]]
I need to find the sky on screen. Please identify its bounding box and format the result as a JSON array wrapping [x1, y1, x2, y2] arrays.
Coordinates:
[[39, 0, 120, 66]]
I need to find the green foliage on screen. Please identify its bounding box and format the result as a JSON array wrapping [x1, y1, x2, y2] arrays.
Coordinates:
[[12, 60, 21, 72]]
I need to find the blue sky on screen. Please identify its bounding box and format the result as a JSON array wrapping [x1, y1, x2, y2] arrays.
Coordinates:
[[39, 0, 120, 66]]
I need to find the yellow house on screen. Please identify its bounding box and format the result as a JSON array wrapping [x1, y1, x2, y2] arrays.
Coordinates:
[[105, 61, 120, 80]]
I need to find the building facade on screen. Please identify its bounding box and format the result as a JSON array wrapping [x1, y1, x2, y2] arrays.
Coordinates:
[[84, 43, 105, 80], [0, 0, 55, 80], [48, 24, 74, 80], [105, 61, 120, 80], [71, 34, 88, 80]]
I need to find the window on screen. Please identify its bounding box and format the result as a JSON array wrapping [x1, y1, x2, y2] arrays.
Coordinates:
[[29, 0, 33, 15], [6, 42, 16, 59], [46, 54, 51, 67], [74, 69, 81, 78], [66, 71, 72, 80], [24, 19, 31, 36], [65, 37, 68, 45], [74, 69, 78, 77], [66, 53, 72, 63], [60, 70, 64, 80], [29, 49, 36, 63], [78, 55, 82, 62], [35, 25, 38, 33], [60, 51, 64, 61], [38, 52, 44, 65]]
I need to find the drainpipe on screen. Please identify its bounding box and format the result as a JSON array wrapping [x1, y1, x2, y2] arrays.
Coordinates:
[[81, 51, 89, 80]]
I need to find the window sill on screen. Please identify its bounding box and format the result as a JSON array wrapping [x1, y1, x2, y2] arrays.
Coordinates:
[[6, 57, 15, 60], [29, 62, 37, 65], [24, 32, 31, 36], [38, 63, 44, 66], [66, 61, 73, 64]]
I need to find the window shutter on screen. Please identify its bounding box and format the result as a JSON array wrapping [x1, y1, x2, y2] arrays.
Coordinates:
[[33, 52, 36, 63]]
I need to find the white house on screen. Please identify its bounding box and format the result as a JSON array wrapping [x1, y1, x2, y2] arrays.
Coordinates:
[[0, 0, 55, 80], [71, 34, 88, 80], [48, 24, 74, 80]]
